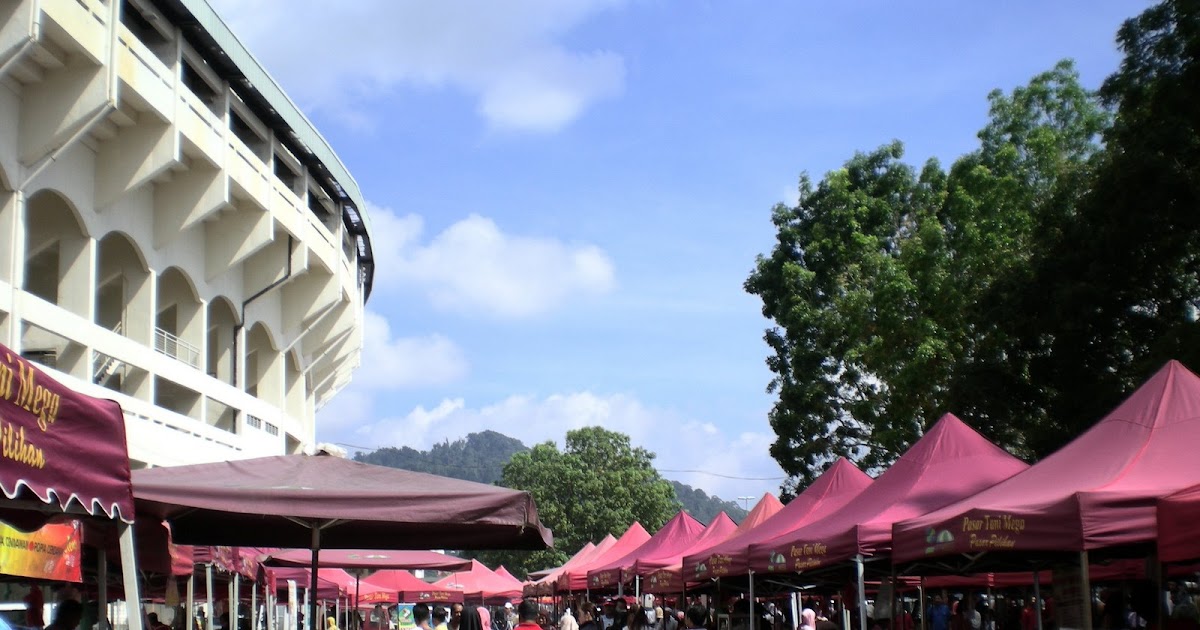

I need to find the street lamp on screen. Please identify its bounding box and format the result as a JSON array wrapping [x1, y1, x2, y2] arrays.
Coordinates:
[[737, 495, 755, 510]]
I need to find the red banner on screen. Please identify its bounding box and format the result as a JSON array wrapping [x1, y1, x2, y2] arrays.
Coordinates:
[[0, 520, 83, 581]]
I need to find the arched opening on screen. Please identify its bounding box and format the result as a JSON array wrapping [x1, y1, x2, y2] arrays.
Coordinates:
[[24, 189, 89, 316], [95, 231, 153, 345], [155, 267, 203, 369], [206, 297, 238, 386], [245, 321, 282, 406], [284, 349, 306, 424]]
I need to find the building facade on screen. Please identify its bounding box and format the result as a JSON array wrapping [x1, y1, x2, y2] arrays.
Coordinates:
[[0, 0, 373, 468]]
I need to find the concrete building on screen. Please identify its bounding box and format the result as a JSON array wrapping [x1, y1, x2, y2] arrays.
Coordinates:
[[0, 0, 373, 467]]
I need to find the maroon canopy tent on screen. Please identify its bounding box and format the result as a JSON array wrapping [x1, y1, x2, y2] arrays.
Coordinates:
[[264, 548, 473, 571], [360, 569, 464, 604], [558, 523, 650, 593], [588, 511, 705, 588], [133, 454, 552, 630], [748, 414, 1027, 574], [1158, 483, 1200, 564], [434, 559, 522, 603], [631, 512, 736, 594], [893, 360, 1200, 568], [684, 458, 872, 581], [526, 536, 613, 597], [0, 346, 143, 630]]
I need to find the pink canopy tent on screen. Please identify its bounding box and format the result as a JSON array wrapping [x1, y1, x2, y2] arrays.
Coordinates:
[[525, 542, 595, 595], [359, 569, 464, 604], [434, 559, 523, 603], [588, 511, 705, 588], [684, 458, 872, 581], [1159, 483, 1200, 564], [735, 494, 785, 532], [557, 523, 651, 593], [748, 414, 1027, 574], [893, 360, 1200, 569], [472, 565, 524, 603], [632, 512, 735, 594], [526, 536, 614, 597]]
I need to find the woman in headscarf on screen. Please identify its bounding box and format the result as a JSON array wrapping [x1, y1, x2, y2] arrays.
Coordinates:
[[800, 609, 816, 630], [478, 607, 492, 630], [327, 618, 341, 630], [461, 608, 485, 630]]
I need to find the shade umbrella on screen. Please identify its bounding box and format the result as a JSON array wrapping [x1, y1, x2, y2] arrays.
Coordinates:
[[133, 453, 552, 630], [263, 548, 475, 613]]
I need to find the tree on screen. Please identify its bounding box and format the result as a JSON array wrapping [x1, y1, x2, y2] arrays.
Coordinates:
[[745, 61, 1108, 492], [474, 427, 680, 577]]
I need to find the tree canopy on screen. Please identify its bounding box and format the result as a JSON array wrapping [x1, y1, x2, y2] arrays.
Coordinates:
[[478, 426, 680, 577], [746, 0, 1200, 494]]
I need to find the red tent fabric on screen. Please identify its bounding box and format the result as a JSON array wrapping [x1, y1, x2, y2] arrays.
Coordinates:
[[629, 512, 736, 594], [0, 346, 134, 523], [361, 569, 464, 604], [684, 458, 872, 580], [588, 511, 705, 588], [893, 361, 1200, 564], [526, 536, 614, 597], [629, 511, 737, 577], [557, 523, 650, 593], [735, 494, 785, 532], [750, 414, 1028, 572], [1158, 482, 1200, 563], [264, 548, 472, 571], [434, 559, 523, 603]]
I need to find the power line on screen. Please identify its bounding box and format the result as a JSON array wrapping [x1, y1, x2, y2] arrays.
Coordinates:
[[336, 443, 786, 481]]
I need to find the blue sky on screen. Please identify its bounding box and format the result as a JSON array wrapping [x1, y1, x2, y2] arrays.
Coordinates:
[[210, 0, 1146, 505]]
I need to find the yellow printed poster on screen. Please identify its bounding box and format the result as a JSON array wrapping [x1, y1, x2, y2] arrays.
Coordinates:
[[0, 520, 82, 582]]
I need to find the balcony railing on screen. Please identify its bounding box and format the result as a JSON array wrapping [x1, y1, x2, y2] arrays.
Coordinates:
[[154, 327, 201, 368]]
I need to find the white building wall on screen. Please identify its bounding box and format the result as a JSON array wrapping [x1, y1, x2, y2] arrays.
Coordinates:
[[0, 0, 367, 468]]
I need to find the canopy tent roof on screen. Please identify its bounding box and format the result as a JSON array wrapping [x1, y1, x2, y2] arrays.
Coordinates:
[[434, 559, 523, 602], [629, 511, 737, 577], [557, 523, 650, 592], [0, 347, 134, 524], [265, 566, 347, 599], [893, 361, 1200, 567], [1159, 483, 1200, 563], [360, 569, 464, 604], [133, 454, 552, 549], [525, 542, 595, 590], [526, 536, 614, 597], [684, 458, 872, 581], [750, 414, 1028, 573], [263, 548, 473, 571], [588, 511, 705, 588], [735, 494, 785, 533]]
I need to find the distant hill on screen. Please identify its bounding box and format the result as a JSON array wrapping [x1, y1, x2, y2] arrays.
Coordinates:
[[353, 430, 528, 484], [353, 430, 748, 523], [671, 480, 748, 524]]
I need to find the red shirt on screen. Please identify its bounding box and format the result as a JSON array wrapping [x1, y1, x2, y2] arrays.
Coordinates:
[[516, 623, 542, 630]]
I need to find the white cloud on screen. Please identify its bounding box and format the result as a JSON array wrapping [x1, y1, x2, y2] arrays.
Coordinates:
[[317, 310, 468, 432], [324, 390, 786, 501], [208, 0, 627, 131], [366, 203, 617, 318]]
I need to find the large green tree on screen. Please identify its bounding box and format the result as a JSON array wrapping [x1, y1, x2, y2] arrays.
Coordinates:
[[747, 0, 1200, 495], [476, 426, 679, 577]]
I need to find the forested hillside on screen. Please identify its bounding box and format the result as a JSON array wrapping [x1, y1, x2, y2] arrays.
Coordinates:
[[354, 430, 748, 523]]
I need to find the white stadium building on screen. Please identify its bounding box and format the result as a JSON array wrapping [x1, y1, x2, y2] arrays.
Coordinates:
[[0, 0, 373, 468]]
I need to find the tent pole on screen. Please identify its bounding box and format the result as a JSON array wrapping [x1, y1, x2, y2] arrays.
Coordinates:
[[253, 582, 259, 630], [310, 527, 321, 630], [99, 544, 109, 630], [1032, 571, 1043, 630], [354, 576, 361, 630], [890, 566, 897, 630], [748, 571, 756, 630], [855, 555, 867, 630], [918, 579, 926, 630], [119, 523, 145, 630], [233, 574, 241, 630], [187, 571, 196, 630], [1079, 552, 1092, 630], [208, 564, 216, 630]]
